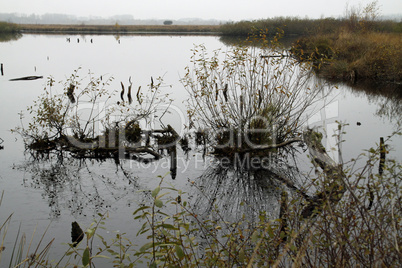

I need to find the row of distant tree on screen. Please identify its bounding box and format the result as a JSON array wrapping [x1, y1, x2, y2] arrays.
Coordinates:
[[0, 13, 224, 25]]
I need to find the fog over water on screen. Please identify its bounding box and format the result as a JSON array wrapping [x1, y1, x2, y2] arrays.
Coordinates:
[[2, 0, 401, 21]]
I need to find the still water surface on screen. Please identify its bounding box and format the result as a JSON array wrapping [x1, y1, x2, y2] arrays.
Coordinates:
[[0, 34, 400, 266]]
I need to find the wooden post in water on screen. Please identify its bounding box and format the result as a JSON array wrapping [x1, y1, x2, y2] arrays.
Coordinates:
[[170, 146, 177, 179], [379, 137, 386, 175], [1, 63, 3, 76]]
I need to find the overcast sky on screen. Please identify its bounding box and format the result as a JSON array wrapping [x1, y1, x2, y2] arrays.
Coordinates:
[[1, 0, 400, 21]]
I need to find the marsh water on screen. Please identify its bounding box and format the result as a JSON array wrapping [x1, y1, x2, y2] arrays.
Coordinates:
[[0, 33, 401, 266]]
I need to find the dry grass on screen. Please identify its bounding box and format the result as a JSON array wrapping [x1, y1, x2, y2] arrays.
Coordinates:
[[0, 22, 20, 33], [292, 30, 402, 83], [334, 31, 402, 82]]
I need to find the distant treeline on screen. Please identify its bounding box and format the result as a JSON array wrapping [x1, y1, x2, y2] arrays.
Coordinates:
[[0, 13, 223, 26], [219, 17, 402, 36], [2, 18, 401, 36]]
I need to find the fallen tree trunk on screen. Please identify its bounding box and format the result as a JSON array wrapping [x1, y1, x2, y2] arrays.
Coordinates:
[[300, 128, 346, 218], [26, 124, 180, 162], [264, 129, 346, 219], [10, 75, 43, 81]]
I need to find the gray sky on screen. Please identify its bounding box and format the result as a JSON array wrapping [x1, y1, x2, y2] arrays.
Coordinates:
[[1, 0, 400, 20]]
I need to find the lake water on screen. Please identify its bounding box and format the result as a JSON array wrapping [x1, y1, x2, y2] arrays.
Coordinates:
[[0, 33, 401, 266]]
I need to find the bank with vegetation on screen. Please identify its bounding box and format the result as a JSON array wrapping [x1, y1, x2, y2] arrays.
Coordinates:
[[17, 23, 221, 34], [0, 22, 21, 42], [290, 24, 402, 84], [0, 21, 20, 33], [219, 16, 401, 37], [219, 1, 402, 85]]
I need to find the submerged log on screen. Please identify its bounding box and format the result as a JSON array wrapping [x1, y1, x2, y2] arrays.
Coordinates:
[[67, 84, 75, 103], [260, 54, 290, 58], [267, 129, 346, 219], [25, 123, 183, 162], [9, 75, 43, 81], [300, 129, 346, 218]]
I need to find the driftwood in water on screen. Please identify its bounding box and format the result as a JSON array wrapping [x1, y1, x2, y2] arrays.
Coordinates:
[[9, 75, 43, 81], [136, 86, 142, 104], [269, 169, 311, 201], [260, 54, 290, 58], [379, 137, 386, 175], [120, 82, 125, 102], [120, 77, 134, 104], [266, 129, 346, 219], [300, 129, 346, 218], [67, 84, 76, 103], [27, 124, 181, 164], [127, 77, 133, 104]]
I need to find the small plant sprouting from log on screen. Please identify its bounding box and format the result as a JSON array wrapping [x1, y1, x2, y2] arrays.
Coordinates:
[[12, 68, 173, 159]]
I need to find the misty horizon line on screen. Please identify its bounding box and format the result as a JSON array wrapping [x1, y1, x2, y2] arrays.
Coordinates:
[[1, 12, 401, 25], [0, 12, 227, 25]]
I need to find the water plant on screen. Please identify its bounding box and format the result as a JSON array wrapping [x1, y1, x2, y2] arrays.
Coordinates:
[[182, 40, 323, 156], [12, 68, 172, 160]]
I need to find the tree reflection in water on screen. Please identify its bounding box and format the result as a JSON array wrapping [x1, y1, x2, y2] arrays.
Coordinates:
[[346, 81, 402, 128], [18, 151, 140, 219], [190, 154, 303, 224], [375, 94, 401, 128]]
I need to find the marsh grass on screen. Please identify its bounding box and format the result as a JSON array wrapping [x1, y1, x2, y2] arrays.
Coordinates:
[[0, 22, 20, 33], [0, 22, 21, 42], [292, 30, 402, 83], [289, 1, 402, 84], [219, 17, 402, 37], [220, 17, 344, 37]]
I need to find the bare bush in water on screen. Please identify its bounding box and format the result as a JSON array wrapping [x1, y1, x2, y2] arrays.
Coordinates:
[[182, 40, 324, 154]]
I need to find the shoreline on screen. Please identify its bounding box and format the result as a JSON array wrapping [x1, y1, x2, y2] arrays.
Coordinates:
[[18, 24, 223, 35]]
